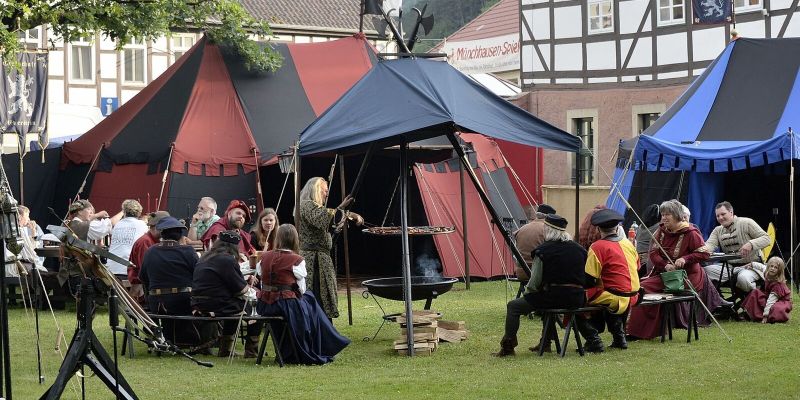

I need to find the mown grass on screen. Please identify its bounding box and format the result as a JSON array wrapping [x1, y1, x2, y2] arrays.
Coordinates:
[[3, 281, 799, 399]]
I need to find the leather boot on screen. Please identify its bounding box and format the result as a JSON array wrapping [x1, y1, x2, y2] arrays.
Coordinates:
[[217, 335, 237, 357], [576, 317, 605, 353], [607, 313, 628, 350], [492, 335, 518, 357], [244, 336, 261, 359]]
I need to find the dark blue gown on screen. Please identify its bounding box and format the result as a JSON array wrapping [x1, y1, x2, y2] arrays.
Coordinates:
[[257, 291, 350, 365]]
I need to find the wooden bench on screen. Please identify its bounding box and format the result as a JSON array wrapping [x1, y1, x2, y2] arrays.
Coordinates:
[[636, 294, 698, 343], [534, 305, 604, 357], [142, 313, 292, 367]]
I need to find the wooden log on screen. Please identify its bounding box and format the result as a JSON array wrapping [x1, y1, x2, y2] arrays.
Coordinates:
[[438, 328, 467, 343], [438, 320, 466, 330]]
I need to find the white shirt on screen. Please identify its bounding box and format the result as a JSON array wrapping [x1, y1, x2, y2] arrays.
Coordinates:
[[106, 217, 148, 275], [86, 218, 114, 241], [293, 259, 307, 294]]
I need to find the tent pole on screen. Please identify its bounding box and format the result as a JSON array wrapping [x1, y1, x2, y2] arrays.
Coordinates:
[[294, 141, 301, 234], [400, 141, 415, 356], [791, 128, 796, 292], [575, 152, 580, 238], [460, 156, 470, 290], [156, 144, 175, 211], [445, 133, 530, 276], [346, 144, 376, 201], [18, 152, 24, 205], [338, 156, 354, 325], [253, 148, 264, 213]]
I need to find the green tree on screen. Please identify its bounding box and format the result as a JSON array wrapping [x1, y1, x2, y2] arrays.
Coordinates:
[[0, 0, 281, 71]]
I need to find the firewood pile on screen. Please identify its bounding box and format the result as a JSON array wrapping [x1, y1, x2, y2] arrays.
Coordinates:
[[393, 310, 467, 356]]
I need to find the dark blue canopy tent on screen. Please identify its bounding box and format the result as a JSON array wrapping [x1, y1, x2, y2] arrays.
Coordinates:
[[299, 58, 580, 354], [607, 37, 800, 288]]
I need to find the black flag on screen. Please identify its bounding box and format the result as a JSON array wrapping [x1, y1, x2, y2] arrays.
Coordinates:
[[0, 52, 49, 155], [693, 0, 732, 24]]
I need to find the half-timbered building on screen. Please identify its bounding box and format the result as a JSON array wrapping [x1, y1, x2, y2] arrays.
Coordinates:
[[519, 0, 800, 212]]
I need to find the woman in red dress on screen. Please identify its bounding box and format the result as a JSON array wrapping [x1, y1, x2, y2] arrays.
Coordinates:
[[627, 199, 717, 339]]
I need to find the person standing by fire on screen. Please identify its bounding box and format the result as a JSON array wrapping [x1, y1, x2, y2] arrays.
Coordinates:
[[297, 177, 363, 320]]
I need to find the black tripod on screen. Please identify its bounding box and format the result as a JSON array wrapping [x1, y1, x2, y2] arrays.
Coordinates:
[[39, 278, 137, 400], [1, 244, 14, 399]]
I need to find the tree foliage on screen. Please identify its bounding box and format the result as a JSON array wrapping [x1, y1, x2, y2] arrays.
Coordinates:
[[0, 0, 282, 71]]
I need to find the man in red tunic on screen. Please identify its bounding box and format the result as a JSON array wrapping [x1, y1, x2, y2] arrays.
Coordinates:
[[128, 211, 170, 300], [578, 209, 641, 351], [201, 200, 255, 255]]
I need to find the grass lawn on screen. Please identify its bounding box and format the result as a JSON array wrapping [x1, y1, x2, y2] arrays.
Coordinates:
[[3, 280, 799, 399]]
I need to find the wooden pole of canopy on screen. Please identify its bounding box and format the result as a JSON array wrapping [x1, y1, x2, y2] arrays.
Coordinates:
[[459, 147, 470, 289], [338, 156, 354, 325], [293, 141, 301, 234], [445, 132, 529, 276], [399, 141, 415, 356]]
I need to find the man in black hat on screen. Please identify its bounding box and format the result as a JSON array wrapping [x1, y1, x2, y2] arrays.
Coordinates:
[[493, 214, 587, 357], [576, 209, 641, 352], [512, 204, 557, 281], [139, 217, 199, 344]]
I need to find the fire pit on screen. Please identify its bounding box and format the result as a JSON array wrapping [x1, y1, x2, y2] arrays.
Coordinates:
[[362, 276, 458, 309], [361, 276, 458, 341]]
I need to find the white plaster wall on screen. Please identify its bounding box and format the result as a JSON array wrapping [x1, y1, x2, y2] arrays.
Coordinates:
[[586, 40, 616, 69], [554, 6, 582, 38], [48, 80, 64, 103], [69, 88, 97, 106], [151, 55, 169, 79], [622, 37, 652, 68], [555, 43, 582, 70], [657, 32, 688, 65], [100, 82, 116, 98], [531, 8, 550, 39], [49, 50, 64, 76], [771, 0, 793, 9], [783, 12, 800, 37], [692, 28, 726, 61], [588, 76, 617, 83], [658, 71, 688, 79], [619, 0, 650, 34], [100, 53, 117, 80], [736, 20, 766, 38]]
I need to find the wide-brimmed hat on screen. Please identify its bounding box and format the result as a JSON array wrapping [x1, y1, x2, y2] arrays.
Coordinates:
[[156, 216, 187, 235], [536, 204, 556, 215], [544, 214, 568, 231]]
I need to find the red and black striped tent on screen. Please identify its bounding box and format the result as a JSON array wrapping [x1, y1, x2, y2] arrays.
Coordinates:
[[60, 34, 377, 217]]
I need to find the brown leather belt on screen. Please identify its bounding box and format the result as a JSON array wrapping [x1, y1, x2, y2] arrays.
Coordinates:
[[149, 287, 192, 295], [547, 283, 583, 289]]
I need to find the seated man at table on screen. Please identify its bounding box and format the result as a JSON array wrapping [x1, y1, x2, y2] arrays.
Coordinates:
[[577, 209, 641, 352], [703, 201, 770, 293], [493, 214, 586, 357], [512, 203, 556, 281]]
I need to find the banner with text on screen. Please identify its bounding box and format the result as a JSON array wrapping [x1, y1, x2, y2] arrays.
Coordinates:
[[441, 34, 520, 74], [0, 52, 49, 155]]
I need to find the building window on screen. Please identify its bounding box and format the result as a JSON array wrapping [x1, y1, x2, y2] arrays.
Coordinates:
[[588, 0, 614, 34], [70, 36, 94, 82], [734, 0, 761, 12], [17, 27, 41, 50], [638, 112, 661, 133], [658, 0, 685, 25], [171, 35, 194, 62], [572, 117, 595, 185], [122, 38, 146, 84]]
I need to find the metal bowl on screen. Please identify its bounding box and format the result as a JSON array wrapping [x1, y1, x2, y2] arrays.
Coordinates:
[[361, 276, 458, 302]]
